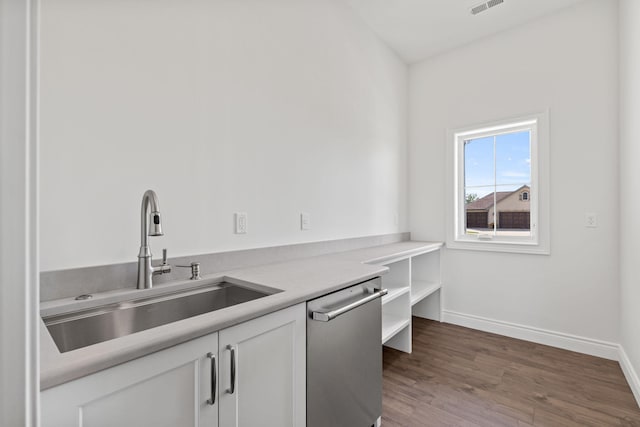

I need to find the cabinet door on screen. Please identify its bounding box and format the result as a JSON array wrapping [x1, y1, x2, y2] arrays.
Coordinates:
[[218, 303, 305, 427], [41, 333, 219, 427]]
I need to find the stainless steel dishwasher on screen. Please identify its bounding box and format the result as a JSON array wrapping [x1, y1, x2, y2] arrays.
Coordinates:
[[307, 277, 387, 427]]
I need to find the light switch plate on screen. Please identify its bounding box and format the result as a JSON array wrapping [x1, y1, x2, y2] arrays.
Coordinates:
[[300, 212, 311, 230]]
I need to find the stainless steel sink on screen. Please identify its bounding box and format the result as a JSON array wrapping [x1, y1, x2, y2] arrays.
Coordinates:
[[43, 281, 278, 353]]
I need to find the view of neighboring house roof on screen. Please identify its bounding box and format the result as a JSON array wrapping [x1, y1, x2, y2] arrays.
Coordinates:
[[466, 192, 512, 210], [466, 185, 530, 211]]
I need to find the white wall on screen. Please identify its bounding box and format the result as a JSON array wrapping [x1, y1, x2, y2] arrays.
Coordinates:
[[619, 0, 640, 400], [39, 0, 408, 271], [1, 0, 39, 424], [410, 0, 620, 345]]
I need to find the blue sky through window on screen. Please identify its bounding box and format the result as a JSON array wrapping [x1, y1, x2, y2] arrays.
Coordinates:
[[464, 131, 531, 198]]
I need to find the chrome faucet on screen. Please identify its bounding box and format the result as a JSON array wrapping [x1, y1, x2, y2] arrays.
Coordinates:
[[137, 190, 171, 289]]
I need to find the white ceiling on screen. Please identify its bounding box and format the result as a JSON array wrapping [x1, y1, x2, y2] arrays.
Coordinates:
[[346, 0, 586, 63]]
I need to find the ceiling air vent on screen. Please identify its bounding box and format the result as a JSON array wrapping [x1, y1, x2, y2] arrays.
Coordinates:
[[470, 0, 504, 15]]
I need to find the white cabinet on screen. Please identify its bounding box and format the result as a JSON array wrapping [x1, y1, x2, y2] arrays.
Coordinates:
[[219, 303, 306, 427], [373, 243, 443, 354], [42, 303, 306, 427], [41, 332, 219, 427]]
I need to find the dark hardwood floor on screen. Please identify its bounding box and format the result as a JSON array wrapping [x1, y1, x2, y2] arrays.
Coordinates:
[[382, 317, 640, 427]]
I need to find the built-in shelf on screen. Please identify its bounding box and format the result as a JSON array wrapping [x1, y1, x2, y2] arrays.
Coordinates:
[[369, 241, 443, 354], [382, 313, 410, 344], [382, 287, 410, 305], [411, 281, 441, 306]]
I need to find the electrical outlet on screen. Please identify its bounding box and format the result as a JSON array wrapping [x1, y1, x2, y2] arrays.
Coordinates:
[[300, 212, 311, 230], [235, 212, 247, 234], [585, 212, 598, 228]]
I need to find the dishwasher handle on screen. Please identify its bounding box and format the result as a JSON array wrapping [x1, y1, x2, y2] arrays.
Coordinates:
[[311, 288, 388, 322]]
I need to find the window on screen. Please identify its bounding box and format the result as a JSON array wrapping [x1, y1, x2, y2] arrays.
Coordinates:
[[447, 112, 549, 254]]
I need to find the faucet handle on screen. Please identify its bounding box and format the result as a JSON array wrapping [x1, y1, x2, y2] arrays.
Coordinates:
[[152, 248, 171, 275]]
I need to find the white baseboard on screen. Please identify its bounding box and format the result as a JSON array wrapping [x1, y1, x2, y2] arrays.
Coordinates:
[[619, 346, 640, 407], [441, 310, 620, 361]]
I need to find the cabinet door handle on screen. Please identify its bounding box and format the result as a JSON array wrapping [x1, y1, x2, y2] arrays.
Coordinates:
[[227, 345, 236, 395], [206, 352, 216, 405]]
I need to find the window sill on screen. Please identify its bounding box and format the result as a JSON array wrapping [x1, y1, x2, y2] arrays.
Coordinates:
[[446, 239, 550, 255]]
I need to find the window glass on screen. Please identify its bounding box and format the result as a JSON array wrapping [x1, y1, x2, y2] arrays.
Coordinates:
[[465, 186, 494, 235], [464, 136, 494, 188], [462, 130, 532, 237]]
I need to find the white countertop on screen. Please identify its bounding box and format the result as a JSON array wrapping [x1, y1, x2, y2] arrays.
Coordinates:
[[40, 240, 442, 390]]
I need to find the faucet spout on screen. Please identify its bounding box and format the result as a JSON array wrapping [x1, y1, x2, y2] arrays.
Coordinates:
[[140, 190, 162, 248], [137, 190, 171, 289]]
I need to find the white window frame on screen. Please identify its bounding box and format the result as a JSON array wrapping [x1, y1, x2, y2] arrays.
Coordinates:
[[446, 111, 550, 255]]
